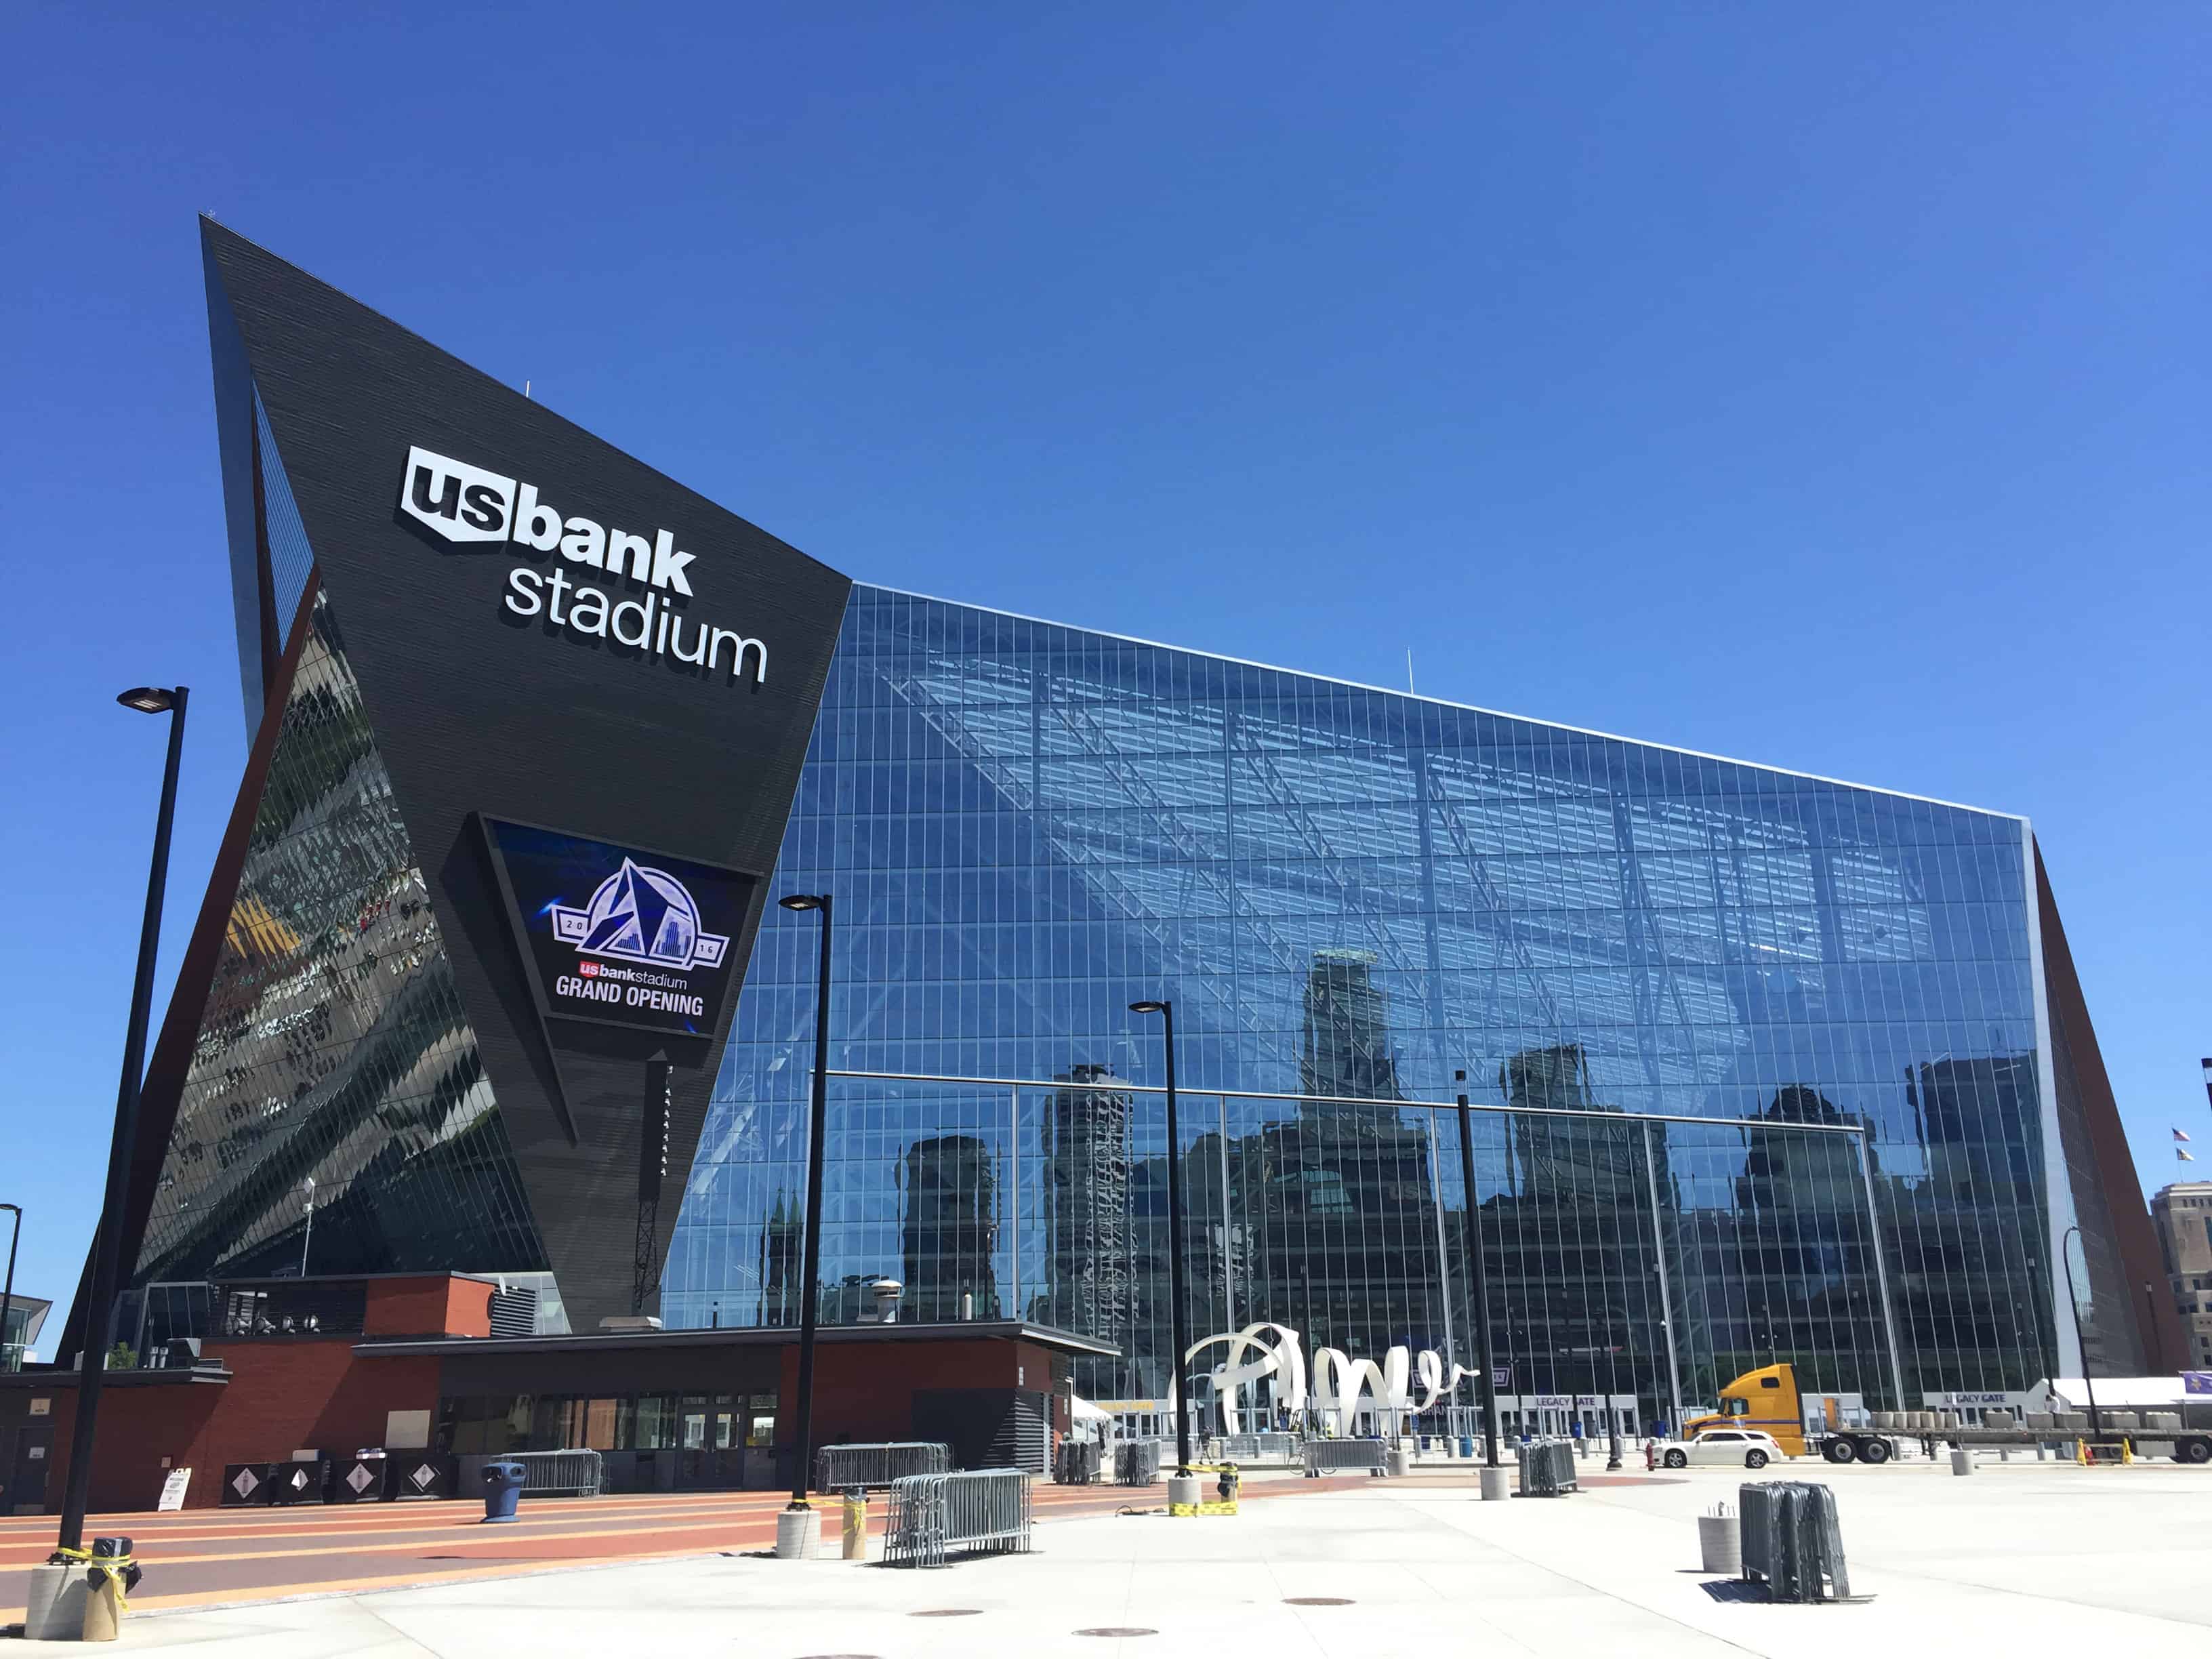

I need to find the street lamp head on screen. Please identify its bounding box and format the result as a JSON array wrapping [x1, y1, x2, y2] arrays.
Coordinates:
[[117, 687, 178, 714], [1128, 1000, 1168, 1015], [777, 894, 825, 913]]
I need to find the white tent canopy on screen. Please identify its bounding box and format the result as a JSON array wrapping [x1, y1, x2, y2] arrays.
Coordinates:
[[1069, 1395, 1111, 1422]]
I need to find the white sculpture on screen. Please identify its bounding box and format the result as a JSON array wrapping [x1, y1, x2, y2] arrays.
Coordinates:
[[1185, 1322, 1469, 1436]]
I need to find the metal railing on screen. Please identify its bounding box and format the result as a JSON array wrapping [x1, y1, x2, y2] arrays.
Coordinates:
[[456, 1449, 603, 1497], [1303, 1438, 1389, 1476], [1515, 1437, 1578, 1496], [1740, 1481, 1849, 1602], [1114, 1439, 1162, 1486], [883, 1469, 1034, 1568], [815, 1441, 951, 1492]]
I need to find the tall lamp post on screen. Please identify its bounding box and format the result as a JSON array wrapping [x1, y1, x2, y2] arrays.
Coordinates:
[[1128, 1000, 1195, 1488], [777, 893, 833, 1551], [55, 686, 188, 1561], [1, 1204, 22, 1374], [2060, 1223, 2104, 1441], [1453, 1071, 1503, 1475]]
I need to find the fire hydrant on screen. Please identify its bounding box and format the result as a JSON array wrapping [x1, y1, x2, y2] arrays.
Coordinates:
[[1644, 1439, 1658, 1471]]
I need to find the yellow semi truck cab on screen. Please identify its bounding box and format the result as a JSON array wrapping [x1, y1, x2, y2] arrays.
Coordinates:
[[1681, 1363, 1809, 1456]]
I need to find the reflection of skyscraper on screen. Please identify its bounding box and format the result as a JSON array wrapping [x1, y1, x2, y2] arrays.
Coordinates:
[[1043, 1065, 1132, 1341], [1499, 1044, 1641, 1205], [758, 1190, 801, 1328], [1300, 950, 1404, 1104], [1237, 951, 1444, 1372], [901, 1135, 1000, 1322]]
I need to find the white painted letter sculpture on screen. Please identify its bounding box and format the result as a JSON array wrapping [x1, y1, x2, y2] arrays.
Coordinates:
[[1183, 1322, 1469, 1437]]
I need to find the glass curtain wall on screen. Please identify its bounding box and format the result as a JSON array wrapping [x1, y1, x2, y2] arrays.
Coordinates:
[[667, 587, 2055, 1404]]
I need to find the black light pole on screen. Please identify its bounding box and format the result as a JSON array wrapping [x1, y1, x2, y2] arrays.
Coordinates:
[[1454, 1071, 1502, 1467], [1130, 1000, 1194, 1479], [56, 686, 188, 1559], [2060, 1223, 2103, 1441], [1, 1203, 21, 1374], [779, 893, 833, 1511]]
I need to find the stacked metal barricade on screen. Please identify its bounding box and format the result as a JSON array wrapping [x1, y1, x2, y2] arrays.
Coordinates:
[[1054, 1440, 1103, 1484], [815, 1441, 951, 1492], [883, 1469, 1033, 1568], [1115, 1439, 1162, 1486], [1514, 1438, 1578, 1497], [1302, 1438, 1389, 1476], [1738, 1482, 1850, 1602]]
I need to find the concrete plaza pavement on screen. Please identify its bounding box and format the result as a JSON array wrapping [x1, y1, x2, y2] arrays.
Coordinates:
[[27, 1455, 2212, 1656]]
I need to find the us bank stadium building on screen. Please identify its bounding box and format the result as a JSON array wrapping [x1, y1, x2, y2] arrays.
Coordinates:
[[13, 221, 2181, 1508]]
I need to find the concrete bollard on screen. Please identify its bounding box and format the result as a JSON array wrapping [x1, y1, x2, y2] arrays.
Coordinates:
[[1167, 1473, 1203, 1511], [775, 1504, 823, 1559], [1950, 1448, 1973, 1477], [1697, 1510, 1741, 1575], [23, 1564, 86, 1642], [1387, 1447, 1412, 1479], [1479, 1465, 1510, 1502]]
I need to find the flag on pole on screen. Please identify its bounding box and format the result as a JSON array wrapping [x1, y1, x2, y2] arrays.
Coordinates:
[[2182, 1148, 2197, 1163], [2178, 1128, 2194, 1143]]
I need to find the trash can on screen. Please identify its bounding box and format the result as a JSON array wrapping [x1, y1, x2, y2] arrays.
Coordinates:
[[480, 1459, 527, 1523], [1458, 1436, 1475, 1458]]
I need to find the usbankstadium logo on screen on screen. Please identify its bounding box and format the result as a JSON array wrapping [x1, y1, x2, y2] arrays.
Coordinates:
[[398, 444, 769, 685]]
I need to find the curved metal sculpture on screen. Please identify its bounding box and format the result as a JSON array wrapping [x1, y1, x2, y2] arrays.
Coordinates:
[[1186, 1322, 1470, 1437]]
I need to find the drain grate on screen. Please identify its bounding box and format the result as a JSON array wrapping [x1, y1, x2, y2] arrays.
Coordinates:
[[1076, 1629, 1158, 1638], [1285, 1597, 1355, 1606], [909, 1610, 982, 1618]]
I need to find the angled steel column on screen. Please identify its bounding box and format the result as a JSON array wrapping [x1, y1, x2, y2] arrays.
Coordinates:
[[1639, 1119, 1683, 1435], [1853, 1128, 1908, 1409]]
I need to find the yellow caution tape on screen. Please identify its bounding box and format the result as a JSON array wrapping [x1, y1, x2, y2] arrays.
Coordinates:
[[51, 1547, 137, 1612]]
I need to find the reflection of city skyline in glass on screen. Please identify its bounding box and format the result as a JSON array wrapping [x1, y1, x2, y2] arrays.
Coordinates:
[[663, 586, 2153, 1412]]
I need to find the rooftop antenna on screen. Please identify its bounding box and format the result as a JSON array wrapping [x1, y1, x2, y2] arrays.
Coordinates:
[[525, 379, 532, 400], [1406, 649, 1416, 695]]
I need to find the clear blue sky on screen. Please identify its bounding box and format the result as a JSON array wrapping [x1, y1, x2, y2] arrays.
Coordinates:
[[5, 4, 2206, 1326]]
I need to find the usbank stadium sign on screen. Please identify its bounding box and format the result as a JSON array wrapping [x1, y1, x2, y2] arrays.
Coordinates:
[[401, 445, 771, 685], [480, 817, 756, 1038]]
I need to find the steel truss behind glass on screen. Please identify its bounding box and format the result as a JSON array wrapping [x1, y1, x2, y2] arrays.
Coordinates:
[[670, 586, 2068, 1406]]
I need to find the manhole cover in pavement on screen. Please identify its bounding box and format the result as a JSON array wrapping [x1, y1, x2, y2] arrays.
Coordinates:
[[1285, 1597, 1355, 1606], [909, 1610, 981, 1618], [1076, 1629, 1158, 1638]]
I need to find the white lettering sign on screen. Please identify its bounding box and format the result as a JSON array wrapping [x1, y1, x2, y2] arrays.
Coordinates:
[[398, 445, 766, 685]]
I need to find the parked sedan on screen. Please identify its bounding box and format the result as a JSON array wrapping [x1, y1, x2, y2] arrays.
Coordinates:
[[1659, 1429, 1782, 1469]]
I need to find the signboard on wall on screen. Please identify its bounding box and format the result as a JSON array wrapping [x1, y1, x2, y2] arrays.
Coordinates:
[[157, 1469, 192, 1511], [480, 817, 758, 1038]]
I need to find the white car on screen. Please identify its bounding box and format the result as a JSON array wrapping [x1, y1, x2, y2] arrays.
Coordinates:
[[1660, 1429, 1782, 1469]]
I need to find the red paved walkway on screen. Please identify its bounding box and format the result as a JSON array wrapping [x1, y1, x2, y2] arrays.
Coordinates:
[[0, 1477, 1357, 1620]]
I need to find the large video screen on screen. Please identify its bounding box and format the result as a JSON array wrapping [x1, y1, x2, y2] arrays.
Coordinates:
[[480, 817, 757, 1038]]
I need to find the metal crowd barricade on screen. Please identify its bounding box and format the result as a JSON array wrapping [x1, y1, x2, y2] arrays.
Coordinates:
[[1221, 1434, 1261, 1462], [1302, 1438, 1389, 1477], [815, 1441, 951, 1492], [1256, 1433, 1298, 1461], [1115, 1439, 1162, 1486], [883, 1469, 1034, 1568], [1054, 1441, 1103, 1484], [1739, 1482, 1850, 1603], [457, 1450, 604, 1497], [1514, 1438, 1578, 1497]]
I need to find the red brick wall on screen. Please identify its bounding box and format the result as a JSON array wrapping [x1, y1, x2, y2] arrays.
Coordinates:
[[364, 1275, 493, 1338], [38, 1345, 443, 1513]]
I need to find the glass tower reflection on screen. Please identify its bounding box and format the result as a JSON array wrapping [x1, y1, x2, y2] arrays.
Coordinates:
[[665, 586, 2072, 1412]]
